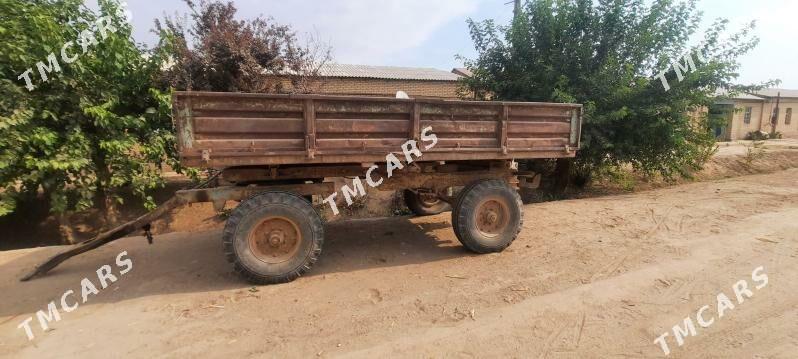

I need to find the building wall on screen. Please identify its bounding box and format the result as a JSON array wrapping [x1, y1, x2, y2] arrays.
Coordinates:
[[317, 78, 461, 99], [271, 76, 462, 99], [762, 98, 798, 138], [730, 100, 765, 140], [729, 98, 798, 139]]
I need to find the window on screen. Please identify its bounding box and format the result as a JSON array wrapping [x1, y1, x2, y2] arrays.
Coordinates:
[[744, 106, 752, 124], [786, 108, 792, 125]]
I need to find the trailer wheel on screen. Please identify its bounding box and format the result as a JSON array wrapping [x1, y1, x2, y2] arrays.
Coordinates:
[[222, 191, 323, 284], [452, 180, 523, 253], [404, 189, 451, 216]]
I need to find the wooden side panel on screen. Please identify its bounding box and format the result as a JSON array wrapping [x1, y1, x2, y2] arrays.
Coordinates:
[[173, 91, 583, 168], [420, 102, 502, 149], [314, 98, 411, 149], [183, 95, 306, 154], [193, 118, 304, 135], [505, 103, 574, 151]]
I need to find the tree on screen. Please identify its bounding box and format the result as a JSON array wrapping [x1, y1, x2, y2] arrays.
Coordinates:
[[155, 0, 331, 93], [0, 0, 178, 242], [460, 0, 773, 183]]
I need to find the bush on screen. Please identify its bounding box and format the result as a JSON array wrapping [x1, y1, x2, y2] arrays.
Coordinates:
[[460, 0, 770, 183], [0, 0, 180, 225]]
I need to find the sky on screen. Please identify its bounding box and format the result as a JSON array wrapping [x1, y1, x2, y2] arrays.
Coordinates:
[[113, 0, 797, 88]]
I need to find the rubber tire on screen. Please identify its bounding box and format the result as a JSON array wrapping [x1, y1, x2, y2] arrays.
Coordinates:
[[404, 189, 451, 216], [222, 191, 324, 284], [451, 180, 523, 253]]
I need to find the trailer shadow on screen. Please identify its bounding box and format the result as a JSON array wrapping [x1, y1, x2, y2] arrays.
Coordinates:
[[0, 214, 468, 318]]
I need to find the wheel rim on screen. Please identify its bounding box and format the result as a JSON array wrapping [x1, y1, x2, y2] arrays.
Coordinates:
[[419, 193, 441, 208], [247, 216, 303, 264], [474, 196, 510, 238]]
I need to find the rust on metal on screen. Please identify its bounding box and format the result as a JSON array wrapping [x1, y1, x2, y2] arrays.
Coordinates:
[[475, 196, 511, 237], [411, 102, 421, 141], [248, 216, 302, 264], [175, 183, 333, 204], [174, 92, 583, 169]]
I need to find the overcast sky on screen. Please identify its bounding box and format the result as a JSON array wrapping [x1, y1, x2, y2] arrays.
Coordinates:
[[115, 0, 796, 88]]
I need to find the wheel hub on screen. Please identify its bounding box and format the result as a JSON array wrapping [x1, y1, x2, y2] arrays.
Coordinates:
[[248, 216, 302, 264], [420, 193, 441, 207], [268, 230, 284, 247], [485, 210, 498, 225], [475, 198, 509, 237]]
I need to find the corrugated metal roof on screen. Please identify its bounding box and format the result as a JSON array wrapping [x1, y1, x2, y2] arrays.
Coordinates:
[[734, 93, 766, 100], [318, 63, 462, 81], [452, 67, 473, 77], [714, 89, 765, 101], [750, 88, 798, 98]]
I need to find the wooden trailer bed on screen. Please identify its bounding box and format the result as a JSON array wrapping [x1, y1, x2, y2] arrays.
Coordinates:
[[173, 91, 583, 168]]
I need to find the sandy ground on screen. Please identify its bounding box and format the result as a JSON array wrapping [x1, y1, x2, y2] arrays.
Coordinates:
[[1, 167, 797, 358]]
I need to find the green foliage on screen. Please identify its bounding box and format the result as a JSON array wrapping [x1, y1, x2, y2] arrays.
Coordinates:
[[0, 0, 181, 216], [460, 0, 773, 180], [155, 0, 331, 93]]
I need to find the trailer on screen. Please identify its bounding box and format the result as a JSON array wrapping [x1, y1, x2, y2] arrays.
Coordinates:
[[22, 91, 582, 284]]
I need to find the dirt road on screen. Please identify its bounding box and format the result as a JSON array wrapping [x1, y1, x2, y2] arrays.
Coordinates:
[[2, 169, 797, 358]]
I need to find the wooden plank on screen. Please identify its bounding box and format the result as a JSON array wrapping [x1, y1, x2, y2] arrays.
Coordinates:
[[192, 110, 302, 118], [304, 99, 316, 159], [316, 138, 408, 149], [422, 114, 499, 122], [570, 107, 582, 147], [507, 138, 569, 148], [193, 117, 304, 134], [421, 104, 501, 116], [508, 116, 571, 123], [500, 105, 509, 154], [316, 119, 409, 133], [315, 132, 412, 140], [176, 96, 194, 150], [194, 132, 304, 140], [316, 112, 409, 120], [420, 120, 498, 133], [411, 102, 421, 141], [507, 121, 571, 134], [508, 106, 573, 118], [315, 101, 411, 114], [436, 138, 499, 148], [194, 139, 305, 150], [190, 98, 303, 112]]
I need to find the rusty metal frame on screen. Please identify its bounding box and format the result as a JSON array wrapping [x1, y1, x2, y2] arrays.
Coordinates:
[[175, 183, 333, 209], [176, 167, 516, 208], [188, 151, 575, 168], [220, 165, 363, 184], [376, 169, 517, 193]]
